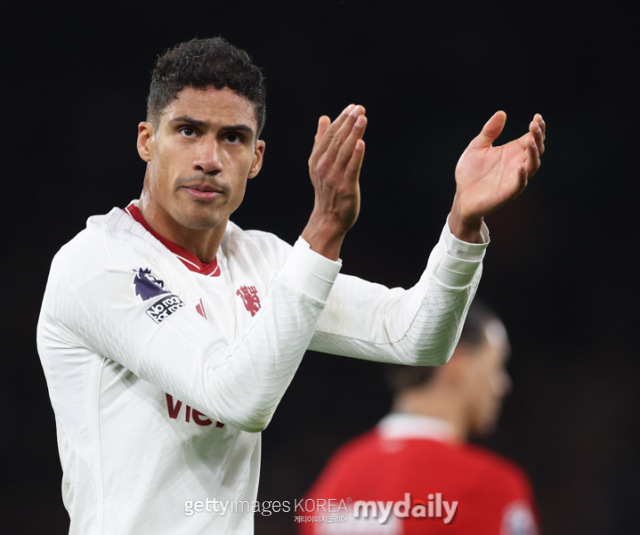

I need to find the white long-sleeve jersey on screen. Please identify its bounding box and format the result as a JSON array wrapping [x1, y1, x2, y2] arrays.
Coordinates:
[[36, 201, 488, 534]]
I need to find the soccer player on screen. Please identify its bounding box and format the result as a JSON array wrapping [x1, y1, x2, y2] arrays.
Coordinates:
[[36, 37, 545, 534], [298, 302, 539, 535]]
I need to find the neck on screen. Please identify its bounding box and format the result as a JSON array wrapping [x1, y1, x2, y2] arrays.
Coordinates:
[[393, 385, 470, 442], [138, 191, 225, 264]]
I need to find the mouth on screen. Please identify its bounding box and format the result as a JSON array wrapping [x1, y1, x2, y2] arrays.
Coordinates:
[[182, 183, 223, 201]]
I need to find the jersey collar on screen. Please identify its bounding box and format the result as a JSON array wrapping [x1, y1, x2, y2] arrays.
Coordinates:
[[124, 203, 221, 277], [377, 413, 458, 443]]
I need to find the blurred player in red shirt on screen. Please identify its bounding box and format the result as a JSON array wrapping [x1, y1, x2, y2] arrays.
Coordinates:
[[298, 301, 539, 535]]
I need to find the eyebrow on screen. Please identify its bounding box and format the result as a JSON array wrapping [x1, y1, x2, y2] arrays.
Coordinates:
[[170, 116, 254, 134], [170, 115, 206, 127], [222, 124, 254, 133]]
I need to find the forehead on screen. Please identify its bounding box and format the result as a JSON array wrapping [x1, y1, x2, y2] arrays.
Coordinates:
[[161, 86, 258, 131], [484, 319, 508, 350], [479, 319, 510, 362]]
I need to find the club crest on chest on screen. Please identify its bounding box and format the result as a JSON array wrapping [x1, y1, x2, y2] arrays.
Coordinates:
[[236, 285, 261, 317]]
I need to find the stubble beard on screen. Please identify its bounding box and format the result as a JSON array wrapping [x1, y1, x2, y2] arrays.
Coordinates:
[[170, 174, 232, 230]]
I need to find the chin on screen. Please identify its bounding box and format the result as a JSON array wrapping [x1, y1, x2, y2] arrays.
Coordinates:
[[478, 421, 497, 437], [176, 207, 224, 230], [471, 415, 498, 438]]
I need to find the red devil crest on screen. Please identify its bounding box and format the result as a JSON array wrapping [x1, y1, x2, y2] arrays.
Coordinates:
[[236, 285, 261, 317]]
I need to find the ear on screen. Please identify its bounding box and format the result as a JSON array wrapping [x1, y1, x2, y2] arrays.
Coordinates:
[[248, 140, 265, 179], [137, 122, 155, 163]]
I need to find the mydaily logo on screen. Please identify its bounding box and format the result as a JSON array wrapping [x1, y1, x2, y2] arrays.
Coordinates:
[[354, 493, 458, 525]]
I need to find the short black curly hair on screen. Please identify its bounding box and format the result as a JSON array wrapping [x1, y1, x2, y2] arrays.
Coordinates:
[[147, 37, 266, 137]]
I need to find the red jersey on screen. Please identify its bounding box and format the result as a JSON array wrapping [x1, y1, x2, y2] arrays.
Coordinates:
[[298, 414, 538, 535]]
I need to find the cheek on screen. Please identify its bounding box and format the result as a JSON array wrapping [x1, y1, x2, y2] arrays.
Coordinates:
[[490, 368, 508, 395], [148, 160, 171, 198], [477, 369, 498, 405], [229, 155, 253, 201], [154, 139, 186, 175], [231, 179, 248, 207]]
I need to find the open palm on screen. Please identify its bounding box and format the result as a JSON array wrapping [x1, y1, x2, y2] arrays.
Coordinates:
[[455, 111, 545, 222]]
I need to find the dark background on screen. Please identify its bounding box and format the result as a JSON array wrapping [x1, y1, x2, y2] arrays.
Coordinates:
[[2, 1, 637, 533]]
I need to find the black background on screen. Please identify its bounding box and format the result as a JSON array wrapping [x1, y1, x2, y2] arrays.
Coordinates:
[[2, 1, 638, 533]]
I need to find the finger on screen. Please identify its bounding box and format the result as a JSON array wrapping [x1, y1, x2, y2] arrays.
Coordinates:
[[315, 104, 356, 155], [313, 116, 331, 148], [515, 163, 528, 195], [336, 114, 368, 169], [345, 139, 366, 183], [309, 116, 331, 169], [469, 111, 507, 149], [323, 105, 366, 165], [534, 113, 546, 141], [529, 120, 545, 155], [524, 135, 540, 178]]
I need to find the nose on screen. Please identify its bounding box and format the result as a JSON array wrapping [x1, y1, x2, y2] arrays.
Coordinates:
[[193, 136, 223, 175]]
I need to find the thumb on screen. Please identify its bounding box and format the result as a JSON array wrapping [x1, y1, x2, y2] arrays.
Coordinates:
[[470, 111, 507, 148]]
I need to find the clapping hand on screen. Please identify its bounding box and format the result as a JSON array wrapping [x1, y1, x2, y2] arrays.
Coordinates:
[[450, 112, 546, 243]]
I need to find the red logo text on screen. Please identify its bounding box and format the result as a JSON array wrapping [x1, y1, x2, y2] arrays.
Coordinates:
[[166, 394, 224, 428]]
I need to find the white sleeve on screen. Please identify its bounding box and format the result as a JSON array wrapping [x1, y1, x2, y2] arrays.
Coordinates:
[[43, 240, 341, 433], [308, 217, 489, 365]]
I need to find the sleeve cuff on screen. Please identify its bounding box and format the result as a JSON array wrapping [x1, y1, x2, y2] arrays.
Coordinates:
[[279, 237, 342, 303], [430, 216, 490, 288], [443, 214, 490, 262]]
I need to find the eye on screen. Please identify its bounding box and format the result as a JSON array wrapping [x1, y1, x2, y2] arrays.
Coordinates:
[[179, 126, 197, 138], [226, 132, 243, 144]]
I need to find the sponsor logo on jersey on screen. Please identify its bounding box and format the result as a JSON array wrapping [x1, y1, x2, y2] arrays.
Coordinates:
[[236, 285, 261, 317], [133, 267, 170, 301], [166, 394, 224, 428]]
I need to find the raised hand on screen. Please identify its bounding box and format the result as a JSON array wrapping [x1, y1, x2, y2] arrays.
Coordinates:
[[302, 104, 368, 260], [449, 112, 546, 243]]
